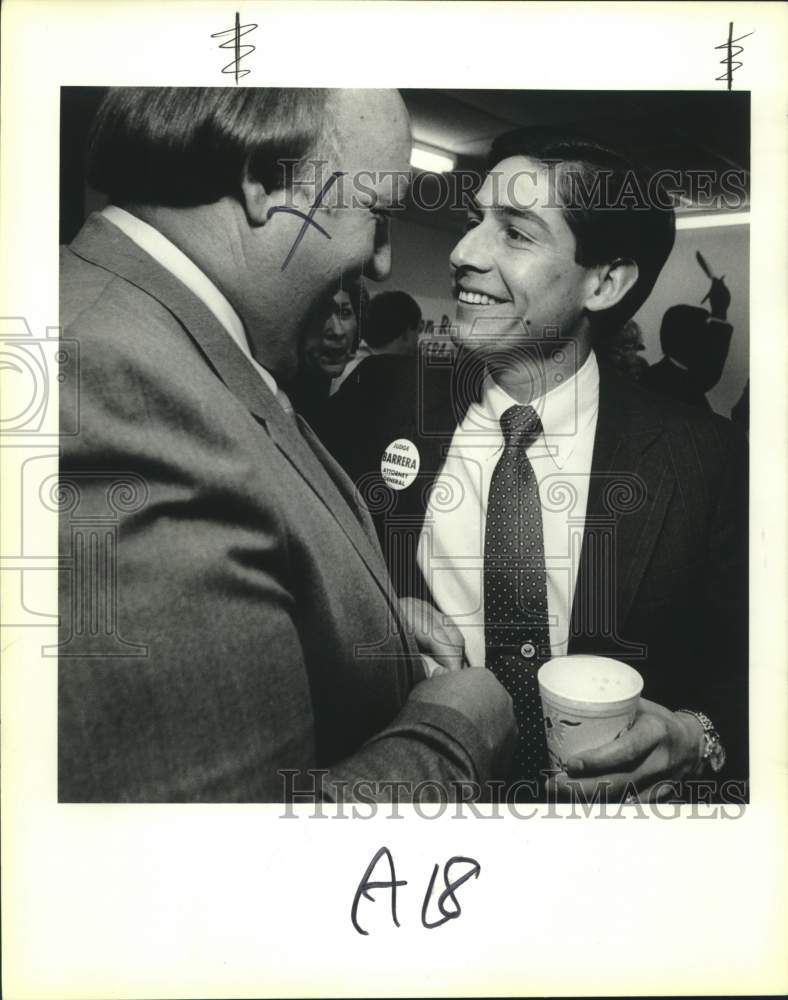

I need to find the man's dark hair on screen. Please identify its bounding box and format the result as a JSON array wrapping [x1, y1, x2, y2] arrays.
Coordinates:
[[487, 127, 676, 332], [364, 291, 422, 349], [87, 87, 334, 207], [660, 304, 708, 365]]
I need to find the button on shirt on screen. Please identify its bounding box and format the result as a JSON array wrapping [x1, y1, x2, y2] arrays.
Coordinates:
[[417, 350, 600, 668], [101, 206, 292, 412]]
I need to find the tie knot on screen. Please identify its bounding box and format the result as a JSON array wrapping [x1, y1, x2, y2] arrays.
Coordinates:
[[500, 404, 542, 449]]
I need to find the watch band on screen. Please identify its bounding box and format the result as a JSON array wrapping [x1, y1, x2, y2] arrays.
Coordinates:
[[676, 709, 727, 774]]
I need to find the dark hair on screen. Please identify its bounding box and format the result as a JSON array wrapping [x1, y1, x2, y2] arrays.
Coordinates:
[[87, 87, 333, 207], [364, 291, 422, 349], [487, 127, 676, 331], [595, 319, 649, 383], [660, 304, 708, 364]]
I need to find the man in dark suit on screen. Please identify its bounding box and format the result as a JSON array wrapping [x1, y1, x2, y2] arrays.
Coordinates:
[[325, 128, 748, 801], [642, 277, 733, 409], [58, 87, 516, 802], [325, 289, 422, 445]]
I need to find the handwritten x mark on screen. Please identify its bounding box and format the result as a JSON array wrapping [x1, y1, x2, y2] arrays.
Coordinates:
[[267, 171, 346, 271]]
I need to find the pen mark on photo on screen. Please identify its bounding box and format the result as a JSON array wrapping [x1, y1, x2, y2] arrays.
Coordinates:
[[421, 856, 481, 930], [714, 22, 753, 91], [211, 11, 258, 84], [268, 171, 345, 270], [351, 846, 407, 936]]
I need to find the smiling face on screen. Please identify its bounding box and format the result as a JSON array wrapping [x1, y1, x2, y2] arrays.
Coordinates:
[[450, 156, 600, 367], [301, 288, 358, 379], [236, 90, 412, 381]]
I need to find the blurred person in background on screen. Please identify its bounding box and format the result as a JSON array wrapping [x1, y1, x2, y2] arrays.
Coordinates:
[[595, 318, 649, 383], [290, 279, 367, 426], [321, 290, 422, 460], [355, 289, 422, 361], [731, 379, 749, 434], [642, 275, 732, 409], [330, 288, 421, 396]]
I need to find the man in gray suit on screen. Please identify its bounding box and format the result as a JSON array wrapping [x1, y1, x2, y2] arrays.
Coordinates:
[[58, 87, 515, 802]]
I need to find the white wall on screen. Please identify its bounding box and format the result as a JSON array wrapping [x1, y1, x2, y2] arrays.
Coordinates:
[[378, 218, 458, 325], [382, 216, 749, 418]]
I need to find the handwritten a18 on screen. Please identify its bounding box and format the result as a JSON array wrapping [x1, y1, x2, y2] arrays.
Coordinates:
[[351, 846, 481, 935]]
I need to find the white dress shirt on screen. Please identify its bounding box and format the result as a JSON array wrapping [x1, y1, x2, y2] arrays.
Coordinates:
[[101, 206, 290, 409], [417, 349, 600, 667]]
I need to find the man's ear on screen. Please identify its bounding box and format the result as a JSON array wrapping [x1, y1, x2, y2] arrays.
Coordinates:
[[584, 258, 639, 314], [239, 173, 272, 227]]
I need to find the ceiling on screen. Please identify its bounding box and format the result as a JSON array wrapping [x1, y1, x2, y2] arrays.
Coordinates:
[[60, 87, 750, 241], [399, 89, 750, 230]]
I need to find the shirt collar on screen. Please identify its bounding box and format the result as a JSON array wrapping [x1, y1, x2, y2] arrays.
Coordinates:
[[101, 205, 279, 399], [664, 355, 689, 372], [472, 348, 600, 469]]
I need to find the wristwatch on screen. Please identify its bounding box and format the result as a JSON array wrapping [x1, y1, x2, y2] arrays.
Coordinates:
[[677, 709, 727, 773]]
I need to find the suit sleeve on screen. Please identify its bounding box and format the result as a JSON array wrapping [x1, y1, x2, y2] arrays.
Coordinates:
[[320, 700, 496, 802], [677, 420, 749, 786], [58, 304, 500, 802]]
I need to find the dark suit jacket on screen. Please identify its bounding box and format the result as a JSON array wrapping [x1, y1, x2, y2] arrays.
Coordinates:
[[58, 215, 497, 802], [323, 352, 749, 787], [641, 356, 712, 409]]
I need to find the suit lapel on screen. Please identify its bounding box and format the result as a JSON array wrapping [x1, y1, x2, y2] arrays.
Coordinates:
[[279, 413, 397, 600], [296, 416, 382, 543], [69, 214, 399, 609], [571, 365, 676, 643], [415, 353, 676, 637], [70, 215, 281, 424]]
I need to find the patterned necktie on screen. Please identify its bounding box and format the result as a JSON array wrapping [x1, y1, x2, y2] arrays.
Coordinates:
[[484, 404, 550, 787]]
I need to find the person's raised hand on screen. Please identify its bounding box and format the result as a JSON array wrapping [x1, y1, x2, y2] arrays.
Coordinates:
[[703, 276, 731, 319]]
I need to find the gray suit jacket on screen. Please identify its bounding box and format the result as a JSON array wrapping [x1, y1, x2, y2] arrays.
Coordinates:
[[58, 214, 494, 802]]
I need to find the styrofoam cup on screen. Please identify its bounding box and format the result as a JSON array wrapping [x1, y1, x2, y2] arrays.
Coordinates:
[[537, 655, 644, 770]]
